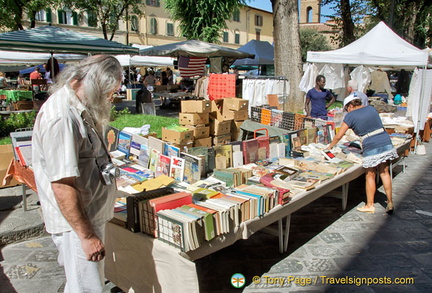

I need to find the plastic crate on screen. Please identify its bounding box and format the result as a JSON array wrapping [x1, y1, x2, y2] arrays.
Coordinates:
[[303, 117, 315, 128], [294, 114, 306, 130], [281, 112, 296, 131], [260, 108, 272, 125], [271, 109, 284, 128], [250, 106, 261, 122]]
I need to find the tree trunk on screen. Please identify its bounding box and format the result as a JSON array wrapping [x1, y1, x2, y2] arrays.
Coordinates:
[[340, 0, 355, 45], [272, 0, 303, 113], [404, 1, 420, 45]]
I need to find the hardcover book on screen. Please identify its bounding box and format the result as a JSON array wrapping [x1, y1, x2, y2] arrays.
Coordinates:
[[169, 156, 185, 182], [156, 154, 171, 176], [139, 191, 192, 237], [148, 136, 166, 154], [117, 131, 132, 158], [103, 125, 120, 152], [180, 152, 202, 184], [130, 134, 147, 157], [242, 139, 259, 164], [214, 144, 233, 169], [148, 148, 160, 173], [164, 144, 181, 158]]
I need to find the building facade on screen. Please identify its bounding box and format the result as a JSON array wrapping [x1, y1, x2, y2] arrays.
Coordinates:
[[26, 1, 334, 49]]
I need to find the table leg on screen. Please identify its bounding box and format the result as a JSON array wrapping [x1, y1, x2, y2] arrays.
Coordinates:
[[342, 182, 349, 211], [283, 215, 291, 253], [22, 184, 27, 211], [278, 218, 283, 254]]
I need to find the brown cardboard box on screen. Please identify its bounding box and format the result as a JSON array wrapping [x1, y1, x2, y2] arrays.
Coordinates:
[[223, 97, 249, 111], [171, 142, 194, 151], [0, 145, 20, 188], [222, 108, 248, 121], [186, 125, 210, 139], [179, 113, 209, 125], [213, 134, 231, 146], [232, 121, 244, 132], [209, 115, 232, 136], [181, 100, 211, 113], [194, 137, 212, 147], [162, 128, 194, 145]]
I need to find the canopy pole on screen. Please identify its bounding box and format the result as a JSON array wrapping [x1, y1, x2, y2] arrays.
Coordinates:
[[50, 52, 55, 79], [415, 65, 428, 152]]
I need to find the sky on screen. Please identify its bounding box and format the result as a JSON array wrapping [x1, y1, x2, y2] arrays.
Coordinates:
[[247, 0, 334, 22]]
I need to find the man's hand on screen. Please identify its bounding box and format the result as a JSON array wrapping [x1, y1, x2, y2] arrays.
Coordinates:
[[81, 235, 106, 262]]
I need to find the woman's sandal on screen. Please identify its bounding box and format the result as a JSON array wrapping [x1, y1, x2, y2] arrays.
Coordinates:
[[356, 205, 375, 214], [386, 202, 394, 214]]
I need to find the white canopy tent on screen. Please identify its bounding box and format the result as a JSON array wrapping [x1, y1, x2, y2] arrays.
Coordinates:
[[307, 21, 428, 67], [115, 44, 175, 67], [0, 50, 85, 65], [304, 21, 430, 134]]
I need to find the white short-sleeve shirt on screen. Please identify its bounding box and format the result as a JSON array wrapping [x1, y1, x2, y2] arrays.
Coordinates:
[[32, 85, 116, 234]]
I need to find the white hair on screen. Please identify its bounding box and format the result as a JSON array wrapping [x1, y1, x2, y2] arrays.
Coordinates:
[[347, 80, 358, 91], [49, 55, 122, 131]]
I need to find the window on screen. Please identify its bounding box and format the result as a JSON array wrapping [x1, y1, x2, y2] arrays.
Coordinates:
[[256, 29, 261, 41], [307, 7, 313, 23], [146, 0, 160, 7], [255, 14, 263, 26], [35, 10, 46, 21], [87, 11, 97, 27], [131, 16, 139, 32], [233, 10, 240, 22], [167, 23, 174, 36], [150, 18, 158, 35], [235, 31, 240, 44], [223, 31, 229, 43], [58, 8, 77, 25]]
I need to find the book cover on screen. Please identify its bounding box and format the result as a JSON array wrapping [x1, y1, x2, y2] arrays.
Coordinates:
[[213, 169, 241, 187], [117, 131, 132, 158], [298, 129, 307, 146], [188, 203, 221, 236], [214, 144, 233, 169], [257, 137, 270, 160], [164, 144, 180, 158], [180, 152, 202, 184], [148, 135, 165, 154], [138, 139, 150, 168], [187, 146, 210, 176], [306, 127, 317, 144], [103, 125, 120, 152], [169, 156, 185, 181], [242, 139, 259, 164], [148, 148, 160, 173], [130, 134, 147, 157], [156, 209, 187, 251], [156, 154, 171, 176]]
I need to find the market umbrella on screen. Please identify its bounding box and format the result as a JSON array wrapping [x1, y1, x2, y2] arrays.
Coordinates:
[[232, 40, 274, 66], [138, 40, 254, 59], [0, 25, 138, 55]]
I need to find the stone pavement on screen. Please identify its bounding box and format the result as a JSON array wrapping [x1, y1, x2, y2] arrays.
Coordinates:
[[0, 140, 431, 293]]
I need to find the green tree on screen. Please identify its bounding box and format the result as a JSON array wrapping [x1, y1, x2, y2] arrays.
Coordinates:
[[65, 0, 144, 40], [164, 0, 245, 43], [271, 0, 303, 113], [0, 0, 59, 31], [299, 28, 332, 62], [367, 0, 432, 48]]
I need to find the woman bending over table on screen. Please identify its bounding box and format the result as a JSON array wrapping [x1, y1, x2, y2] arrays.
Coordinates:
[[326, 95, 398, 214]]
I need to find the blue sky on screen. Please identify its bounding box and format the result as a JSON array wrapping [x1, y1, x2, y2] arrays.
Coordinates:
[[247, 0, 334, 22]]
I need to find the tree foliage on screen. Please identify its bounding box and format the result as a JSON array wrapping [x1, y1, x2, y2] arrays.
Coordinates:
[[65, 0, 143, 40], [164, 0, 245, 42], [0, 0, 59, 31], [299, 28, 332, 62]]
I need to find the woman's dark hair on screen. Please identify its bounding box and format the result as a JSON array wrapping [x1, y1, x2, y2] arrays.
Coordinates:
[[344, 99, 362, 111], [316, 74, 325, 83]]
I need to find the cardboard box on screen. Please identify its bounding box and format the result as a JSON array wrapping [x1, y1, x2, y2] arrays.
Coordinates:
[[162, 128, 194, 145], [186, 125, 210, 139], [181, 100, 211, 114], [194, 137, 212, 147], [0, 145, 20, 188], [179, 113, 209, 125], [223, 97, 249, 111], [222, 109, 248, 121], [209, 116, 232, 136], [171, 142, 194, 151], [213, 134, 231, 146], [232, 121, 244, 132]]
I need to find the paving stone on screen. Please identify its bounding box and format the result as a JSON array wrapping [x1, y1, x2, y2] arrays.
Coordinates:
[[319, 232, 345, 244], [5, 263, 41, 279], [365, 242, 406, 255], [27, 250, 58, 262], [269, 259, 304, 274], [303, 258, 338, 272], [402, 241, 432, 253], [307, 245, 343, 258]]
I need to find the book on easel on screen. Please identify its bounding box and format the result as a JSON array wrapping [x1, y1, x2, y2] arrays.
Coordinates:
[[103, 125, 120, 152], [169, 156, 185, 181], [180, 152, 202, 184], [214, 144, 233, 169], [242, 139, 259, 164], [117, 131, 132, 158]]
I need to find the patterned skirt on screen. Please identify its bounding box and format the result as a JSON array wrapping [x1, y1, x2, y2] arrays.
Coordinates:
[[362, 146, 398, 168]]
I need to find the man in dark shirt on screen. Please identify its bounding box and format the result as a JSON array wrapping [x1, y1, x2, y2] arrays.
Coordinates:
[[136, 87, 154, 114], [305, 75, 335, 120]]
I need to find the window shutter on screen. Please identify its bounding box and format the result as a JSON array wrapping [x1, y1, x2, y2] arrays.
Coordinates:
[[58, 11, 64, 24], [46, 9, 52, 23], [72, 12, 78, 26]]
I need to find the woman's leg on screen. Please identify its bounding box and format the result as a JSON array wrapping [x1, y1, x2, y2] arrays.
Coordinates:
[[378, 162, 393, 206], [364, 167, 377, 208]]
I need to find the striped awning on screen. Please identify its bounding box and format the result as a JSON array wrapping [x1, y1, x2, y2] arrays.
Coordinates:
[[0, 26, 139, 55]]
